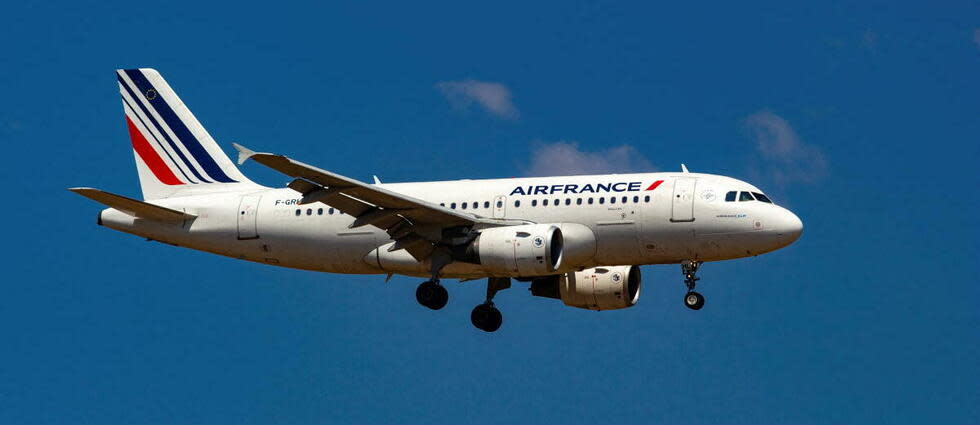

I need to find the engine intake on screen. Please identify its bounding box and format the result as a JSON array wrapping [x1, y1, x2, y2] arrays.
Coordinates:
[[471, 224, 563, 276], [530, 265, 641, 310]]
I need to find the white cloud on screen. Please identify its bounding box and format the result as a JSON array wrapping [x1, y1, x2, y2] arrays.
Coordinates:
[[436, 79, 518, 119], [743, 110, 828, 185], [522, 141, 656, 177]]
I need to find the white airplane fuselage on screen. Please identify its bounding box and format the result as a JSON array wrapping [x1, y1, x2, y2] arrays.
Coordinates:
[[98, 171, 802, 278], [74, 68, 804, 328]]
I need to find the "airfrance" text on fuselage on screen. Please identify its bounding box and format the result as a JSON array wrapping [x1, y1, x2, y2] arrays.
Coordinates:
[[510, 182, 643, 196]]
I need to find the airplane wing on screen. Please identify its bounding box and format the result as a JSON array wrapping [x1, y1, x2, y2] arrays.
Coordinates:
[[68, 188, 196, 222], [233, 144, 490, 260]]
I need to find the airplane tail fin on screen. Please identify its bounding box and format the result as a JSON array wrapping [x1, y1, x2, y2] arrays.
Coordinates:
[[116, 68, 258, 199]]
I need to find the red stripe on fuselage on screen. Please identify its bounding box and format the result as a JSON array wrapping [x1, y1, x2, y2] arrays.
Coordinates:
[[645, 180, 664, 191], [125, 116, 183, 185]]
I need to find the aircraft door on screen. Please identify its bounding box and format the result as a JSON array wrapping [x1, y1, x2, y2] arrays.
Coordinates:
[[492, 195, 507, 219], [237, 195, 261, 239], [670, 177, 697, 222]]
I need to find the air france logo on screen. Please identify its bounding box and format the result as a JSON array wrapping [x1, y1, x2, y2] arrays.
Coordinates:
[[509, 180, 663, 196], [612, 272, 622, 283], [532, 236, 545, 248]]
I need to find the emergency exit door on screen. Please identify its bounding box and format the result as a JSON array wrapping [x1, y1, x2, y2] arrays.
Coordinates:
[[670, 178, 697, 222], [237, 195, 261, 239], [492, 195, 507, 218]]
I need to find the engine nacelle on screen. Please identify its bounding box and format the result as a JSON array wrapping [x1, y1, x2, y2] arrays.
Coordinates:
[[472, 224, 563, 276], [530, 265, 642, 311]]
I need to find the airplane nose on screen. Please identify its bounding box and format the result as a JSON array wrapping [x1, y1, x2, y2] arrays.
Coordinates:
[[778, 209, 803, 244]]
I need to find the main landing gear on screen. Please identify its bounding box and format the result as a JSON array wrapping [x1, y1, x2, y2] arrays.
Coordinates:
[[415, 248, 451, 310], [416, 280, 449, 310], [471, 277, 510, 332], [681, 260, 705, 310]]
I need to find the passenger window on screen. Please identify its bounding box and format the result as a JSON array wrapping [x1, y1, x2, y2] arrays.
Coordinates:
[[472, 202, 478, 209], [633, 196, 639, 203], [532, 200, 538, 207], [739, 192, 755, 202], [610, 197, 616, 204], [599, 197, 605, 204], [451, 202, 457, 209], [644, 195, 650, 202], [514, 200, 521, 207], [295, 209, 301, 216], [565, 198, 571, 206], [753, 192, 772, 203], [461, 202, 467, 209], [622, 196, 628, 203], [588, 198, 594, 205], [543, 199, 549, 206], [306, 208, 312, 216], [329, 208, 335, 215], [576, 198, 583, 205], [725, 191, 737, 202], [317, 208, 323, 215], [440, 203, 445, 207]]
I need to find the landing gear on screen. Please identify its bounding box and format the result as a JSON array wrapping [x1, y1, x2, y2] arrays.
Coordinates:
[[415, 248, 452, 310], [471, 277, 510, 332], [681, 260, 705, 310], [471, 303, 502, 332], [684, 291, 705, 310], [416, 280, 448, 310]]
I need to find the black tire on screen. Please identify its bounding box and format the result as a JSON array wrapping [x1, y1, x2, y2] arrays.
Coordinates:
[[471, 304, 502, 332], [684, 291, 705, 310], [429, 284, 449, 310], [484, 307, 502, 332], [416, 281, 447, 310]]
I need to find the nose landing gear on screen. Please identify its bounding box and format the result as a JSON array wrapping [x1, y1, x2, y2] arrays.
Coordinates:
[[681, 260, 705, 310]]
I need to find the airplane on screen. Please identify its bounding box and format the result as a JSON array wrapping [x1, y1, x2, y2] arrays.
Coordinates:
[[71, 68, 803, 332]]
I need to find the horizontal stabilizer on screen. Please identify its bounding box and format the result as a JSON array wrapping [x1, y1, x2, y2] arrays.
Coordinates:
[[68, 187, 196, 222]]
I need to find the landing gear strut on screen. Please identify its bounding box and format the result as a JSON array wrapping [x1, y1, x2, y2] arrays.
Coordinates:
[[471, 277, 509, 332], [416, 248, 452, 310], [681, 260, 705, 310]]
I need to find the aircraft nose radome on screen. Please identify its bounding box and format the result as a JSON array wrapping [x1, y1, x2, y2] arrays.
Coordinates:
[[779, 209, 803, 245]]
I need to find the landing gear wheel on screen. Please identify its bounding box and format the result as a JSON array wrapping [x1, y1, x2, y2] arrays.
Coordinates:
[[470, 303, 503, 332], [416, 280, 448, 310], [684, 291, 705, 310]]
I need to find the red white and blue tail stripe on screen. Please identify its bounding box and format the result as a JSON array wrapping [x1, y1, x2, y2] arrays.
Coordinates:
[[117, 68, 253, 199]]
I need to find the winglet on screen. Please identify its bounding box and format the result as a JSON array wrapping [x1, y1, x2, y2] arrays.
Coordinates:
[[373, 175, 382, 184], [681, 164, 690, 173], [232, 143, 256, 165]]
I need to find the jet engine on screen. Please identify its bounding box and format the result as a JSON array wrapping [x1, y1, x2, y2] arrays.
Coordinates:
[[470, 224, 564, 276], [529, 265, 642, 311]]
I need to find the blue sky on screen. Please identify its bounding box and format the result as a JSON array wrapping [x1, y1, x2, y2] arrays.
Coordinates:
[[2, 1, 978, 424]]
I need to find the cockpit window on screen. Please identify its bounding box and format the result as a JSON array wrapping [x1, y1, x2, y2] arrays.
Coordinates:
[[739, 191, 755, 202], [725, 191, 737, 202], [753, 192, 772, 203]]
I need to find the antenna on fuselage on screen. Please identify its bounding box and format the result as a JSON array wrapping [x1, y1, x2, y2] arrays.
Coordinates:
[[681, 164, 690, 173]]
